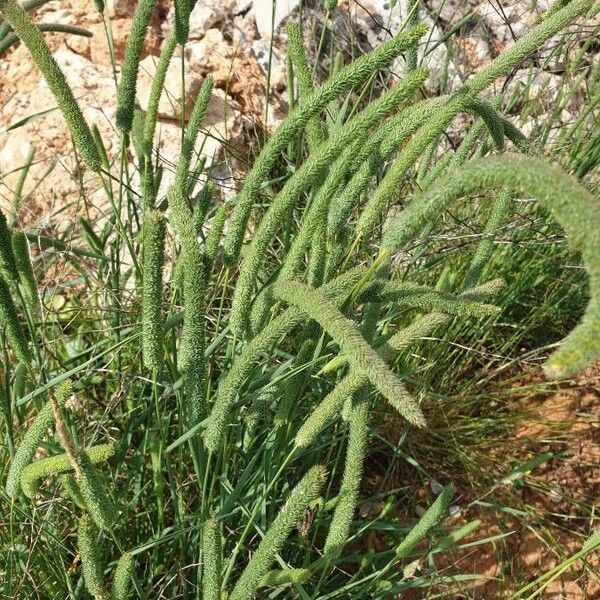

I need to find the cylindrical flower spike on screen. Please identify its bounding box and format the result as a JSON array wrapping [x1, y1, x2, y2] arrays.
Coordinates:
[[201, 516, 222, 600], [360, 280, 500, 318], [141, 210, 166, 370], [75, 451, 118, 531], [286, 22, 326, 152], [11, 230, 39, 310], [326, 96, 447, 239], [6, 382, 74, 496], [173, 0, 190, 44], [78, 515, 111, 600], [229, 466, 326, 600], [0, 277, 31, 365], [260, 568, 311, 587], [396, 485, 454, 558], [273, 280, 425, 427], [116, 0, 158, 133], [112, 553, 134, 600], [405, 0, 420, 72], [168, 76, 214, 247], [204, 203, 227, 274], [20, 443, 114, 498], [0, 209, 20, 287], [141, 29, 178, 208], [178, 243, 206, 374], [323, 399, 369, 560]]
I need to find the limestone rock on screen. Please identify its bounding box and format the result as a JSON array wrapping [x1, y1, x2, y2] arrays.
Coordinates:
[[253, 0, 301, 39], [161, 0, 239, 40]]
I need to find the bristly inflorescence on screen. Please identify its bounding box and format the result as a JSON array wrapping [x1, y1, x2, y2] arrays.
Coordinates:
[[229, 466, 327, 600]]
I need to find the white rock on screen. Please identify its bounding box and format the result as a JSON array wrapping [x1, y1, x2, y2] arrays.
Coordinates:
[[162, 0, 239, 41], [253, 0, 301, 39], [106, 0, 135, 18], [251, 39, 286, 88]]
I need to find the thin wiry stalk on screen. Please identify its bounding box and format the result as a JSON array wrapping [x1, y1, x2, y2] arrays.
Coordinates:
[[0, 0, 51, 37], [0, 22, 92, 56], [10, 146, 35, 224]]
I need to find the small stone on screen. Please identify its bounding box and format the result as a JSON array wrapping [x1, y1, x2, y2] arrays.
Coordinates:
[[430, 479, 444, 495]]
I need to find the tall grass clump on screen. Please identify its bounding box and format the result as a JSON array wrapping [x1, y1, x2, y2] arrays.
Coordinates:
[[1, 0, 600, 597]]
